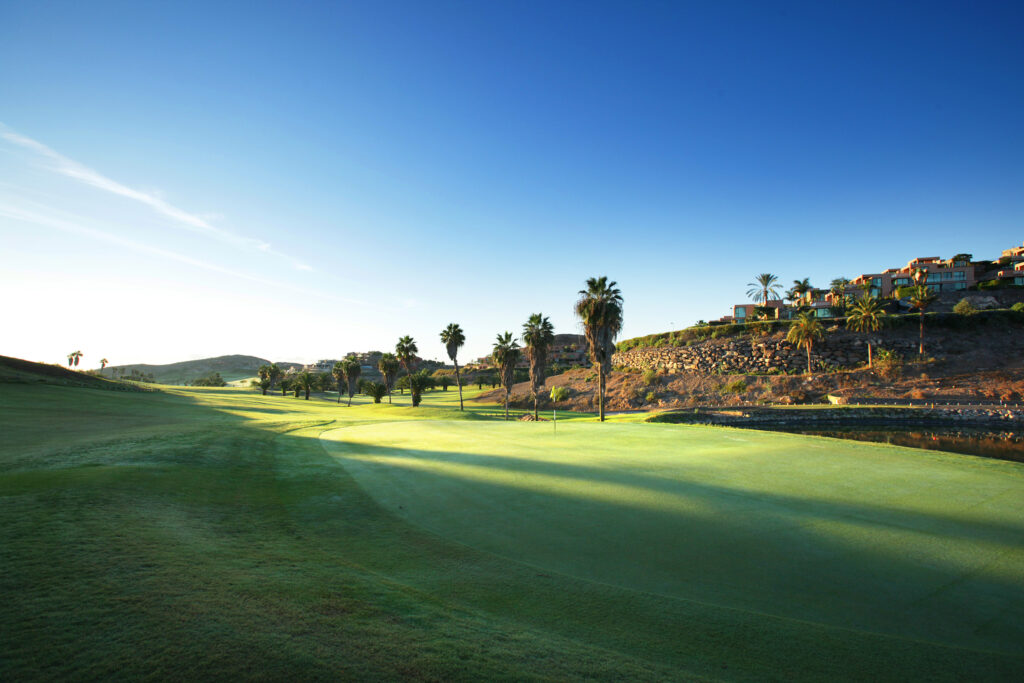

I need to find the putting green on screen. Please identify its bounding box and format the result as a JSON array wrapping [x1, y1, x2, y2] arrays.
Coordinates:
[[323, 419, 1024, 654]]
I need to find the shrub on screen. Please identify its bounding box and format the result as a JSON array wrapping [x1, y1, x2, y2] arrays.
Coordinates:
[[645, 391, 657, 404], [1012, 302, 1024, 313], [874, 348, 904, 382], [549, 386, 570, 403], [720, 379, 748, 394], [642, 369, 659, 386], [953, 298, 978, 316]]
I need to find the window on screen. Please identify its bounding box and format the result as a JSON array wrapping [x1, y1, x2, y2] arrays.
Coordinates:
[[955, 282, 966, 290], [953, 271, 966, 280], [941, 272, 952, 281], [894, 277, 910, 286], [872, 277, 881, 286], [927, 273, 941, 283], [735, 307, 746, 318]]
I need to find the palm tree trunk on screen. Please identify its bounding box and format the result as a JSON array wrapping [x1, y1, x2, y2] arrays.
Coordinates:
[[598, 367, 606, 422], [919, 311, 925, 356], [305, 388, 310, 400], [348, 384, 353, 407], [504, 388, 509, 421], [806, 345, 812, 374], [262, 387, 267, 396], [454, 361, 463, 411], [868, 342, 873, 368], [534, 394, 539, 421]]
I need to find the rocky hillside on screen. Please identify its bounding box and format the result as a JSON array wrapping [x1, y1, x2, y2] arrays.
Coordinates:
[[475, 309, 1024, 412]]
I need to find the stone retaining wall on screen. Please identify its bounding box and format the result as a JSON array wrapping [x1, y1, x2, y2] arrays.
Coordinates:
[[649, 406, 1024, 427], [612, 333, 934, 375]]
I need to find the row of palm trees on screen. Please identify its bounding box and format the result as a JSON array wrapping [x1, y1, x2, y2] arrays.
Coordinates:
[[785, 284, 937, 374]]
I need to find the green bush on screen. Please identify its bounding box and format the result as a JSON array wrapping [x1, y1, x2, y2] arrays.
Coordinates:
[[720, 379, 748, 394], [953, 299, 978, 316], [642, 369, 659, 386], [1012, 302, 1024, 313], [645, 391, 657, 404]]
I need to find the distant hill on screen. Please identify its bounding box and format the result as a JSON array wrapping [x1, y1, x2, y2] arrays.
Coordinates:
[[0, 355, 141, 391], [105, 355, 302, 385]]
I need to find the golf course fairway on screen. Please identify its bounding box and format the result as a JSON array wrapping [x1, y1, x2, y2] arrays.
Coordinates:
[[323, 419, 1024, 652], [2, 382, 1023, 680]]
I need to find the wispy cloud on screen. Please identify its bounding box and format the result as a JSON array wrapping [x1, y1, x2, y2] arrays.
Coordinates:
[[0, 202, 368, 306], [0, 124, 312, 271]]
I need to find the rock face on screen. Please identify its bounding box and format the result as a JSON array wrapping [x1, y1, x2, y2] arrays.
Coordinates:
[[612, 332, 931, 375]]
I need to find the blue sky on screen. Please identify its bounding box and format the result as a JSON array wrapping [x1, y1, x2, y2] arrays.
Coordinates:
[[2, 1, 1022, 366]]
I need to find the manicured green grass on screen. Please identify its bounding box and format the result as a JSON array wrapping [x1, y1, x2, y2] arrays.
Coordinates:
[[2, 381, 1023, 680]]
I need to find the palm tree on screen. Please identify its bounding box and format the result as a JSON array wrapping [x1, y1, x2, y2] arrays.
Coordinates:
[[908, 284, 938, 356], [522, 313, 555, 420], [257, 364, 274, 395], [440, 323, 466, 411], [408, 370, 431, 407], [829, 277, 851, 314], [68, 350, 83, 367], [786, 312, 825, 374], [492, 332, 521, 421], [332, 361, 346, 403], [746, 274, 782, 307], [341, 357, 361, 407], [294, 370, 315, 400], [268, 363, 282, 392], [395, 336, 418, 405], [846, 294, 887, 367], [575, 276, 623, 422], [100, 358, 109, 374], [791, 278, 812, 302], [378, 353, 399, 404]]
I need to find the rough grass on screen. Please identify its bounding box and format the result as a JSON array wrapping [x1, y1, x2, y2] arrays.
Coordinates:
[[2, 379, 1023, 680]]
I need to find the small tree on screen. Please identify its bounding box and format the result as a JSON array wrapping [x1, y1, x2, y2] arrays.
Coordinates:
[[408, 370, 431, 407], [953, 298, 977, 316], [294, 370, 315, 400], [492, 332, 521, 421], [100, 358, 109, 374], [257, 364, 273, 395], [362, 381, 388, 403], [846, 294, 887, 368], [908, 284, 938, 356], [378, 353, 399, 404], [341, 357, 361, 406], [786, 312, 825, 374], [332, 362, 346, 403]]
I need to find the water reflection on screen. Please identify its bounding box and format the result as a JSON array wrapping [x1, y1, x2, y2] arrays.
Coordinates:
[[754, 425, 1024, 463]]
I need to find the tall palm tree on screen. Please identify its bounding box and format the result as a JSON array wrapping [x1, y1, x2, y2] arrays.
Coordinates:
[[522, 313, 555, 421], [786, 312, 825, 374], [332, 361, 346, 403], [908, 284, 938, 356], [99, 358, 109, 374], [440, 323, 466, 411], [492, 332, 521, 421], [294, 370, 315, 400], [846, 294, 887, 367], [341, 357, 362, 407], [395, 336, 418, 405], [68, 350, 83, 367], [791, 278, 812, 301], [575, 276, 623, 422], [378, 353, 399, 404], [746, 274, 782, 307]]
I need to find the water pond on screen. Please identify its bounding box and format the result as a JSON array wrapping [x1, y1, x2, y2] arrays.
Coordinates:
[[750, 425, 1024, 463]]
